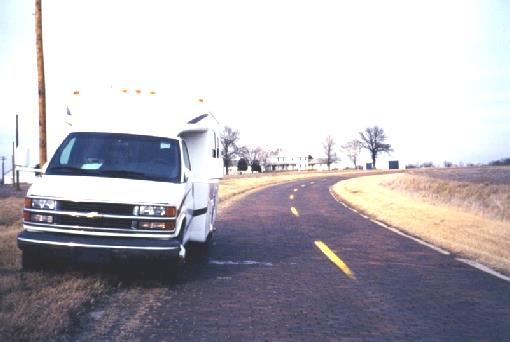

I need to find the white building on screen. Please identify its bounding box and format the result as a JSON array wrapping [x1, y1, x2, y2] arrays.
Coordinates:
[[265, 152, 310, 172]]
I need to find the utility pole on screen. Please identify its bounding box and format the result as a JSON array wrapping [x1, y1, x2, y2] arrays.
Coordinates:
[[35, 0, 47, 166], [12, 142, 15, 188], [15, 115, 20, 190], [16, 114, 19, 147], [1, 156, 5, 185]]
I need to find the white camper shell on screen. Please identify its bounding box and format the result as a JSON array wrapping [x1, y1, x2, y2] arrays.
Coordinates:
[[17, 92, 223, 268]]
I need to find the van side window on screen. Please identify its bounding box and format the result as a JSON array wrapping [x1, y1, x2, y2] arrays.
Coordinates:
[[182, 141, 192, 170], [59, 137, 76, 165]]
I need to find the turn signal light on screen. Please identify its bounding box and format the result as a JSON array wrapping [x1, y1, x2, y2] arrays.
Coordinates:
[[166, 207, 177, 217]]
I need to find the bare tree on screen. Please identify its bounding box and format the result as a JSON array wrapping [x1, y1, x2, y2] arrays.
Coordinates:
[[323, 135, 337, 170], [236, 145, 250, 160], [359, 126, 392, 169], [247, 146, 264, 172], [220, 126, 240, 175], [248, 147, 264, 164], [342, 139, 362, 169], [259, 148, 281, 172]]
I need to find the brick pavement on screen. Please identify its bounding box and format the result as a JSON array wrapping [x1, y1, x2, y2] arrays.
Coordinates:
[[71, 176, 510, 341]]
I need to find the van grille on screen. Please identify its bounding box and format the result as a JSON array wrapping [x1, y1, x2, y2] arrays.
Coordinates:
[[59, 216, 133, 229], [59, 201, 134, 215]]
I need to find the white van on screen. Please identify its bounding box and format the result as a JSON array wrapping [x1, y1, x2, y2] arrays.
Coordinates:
[[17, 90, 223, 269]]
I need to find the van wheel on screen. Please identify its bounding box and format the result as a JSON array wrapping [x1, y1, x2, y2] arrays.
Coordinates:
[[186, 234, 212, 264]]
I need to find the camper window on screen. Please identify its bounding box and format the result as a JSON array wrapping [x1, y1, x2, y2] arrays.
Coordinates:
[[182, 141, 192, 170]]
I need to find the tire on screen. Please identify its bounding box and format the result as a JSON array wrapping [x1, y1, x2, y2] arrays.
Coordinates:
[[21, 250, 43, 271], [186, 232, 212, 264]]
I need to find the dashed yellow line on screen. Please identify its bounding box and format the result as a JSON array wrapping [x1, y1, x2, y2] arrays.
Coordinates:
[[290, 207, 299, 217], [289, 194, 295, 200], [300, 184, 306, 188], [293, 188, 299, 192], [314, 240, 356, 280]]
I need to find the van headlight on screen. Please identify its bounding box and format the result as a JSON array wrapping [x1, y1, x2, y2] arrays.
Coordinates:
[[24, 197, 56, 224], [132, 205, 176, 231], [30, 198, 57, 210]]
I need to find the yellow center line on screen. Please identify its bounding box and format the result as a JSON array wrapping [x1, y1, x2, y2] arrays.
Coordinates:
[[289, 194, 295, 200], [314, 240, 356, 280], [290, 207, 299, 217], [293, 188, 299, 192]]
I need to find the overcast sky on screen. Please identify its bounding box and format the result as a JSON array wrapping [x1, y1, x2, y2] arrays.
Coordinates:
[[1, 0, 509, 169]]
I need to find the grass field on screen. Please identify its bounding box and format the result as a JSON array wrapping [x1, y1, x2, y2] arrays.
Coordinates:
[[0, 169, 367, 340], [386, 167, 510, 222], [332, 167, 510, 275]]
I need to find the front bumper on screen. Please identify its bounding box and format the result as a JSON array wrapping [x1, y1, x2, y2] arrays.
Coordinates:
[[17, 230, 184, 261]]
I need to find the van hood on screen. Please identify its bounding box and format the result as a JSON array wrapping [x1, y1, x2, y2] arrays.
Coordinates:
[[27, 175, 185, 206]]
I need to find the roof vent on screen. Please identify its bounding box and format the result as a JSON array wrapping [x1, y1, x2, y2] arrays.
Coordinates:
[[188, 114, 209, 124]]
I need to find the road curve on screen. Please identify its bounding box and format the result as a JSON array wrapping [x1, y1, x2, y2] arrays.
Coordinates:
[[72, 176, 510, 341]]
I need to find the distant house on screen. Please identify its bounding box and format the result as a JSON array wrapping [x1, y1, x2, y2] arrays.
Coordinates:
[[265, 152, 309, 172], [308, 158, 343, 171]]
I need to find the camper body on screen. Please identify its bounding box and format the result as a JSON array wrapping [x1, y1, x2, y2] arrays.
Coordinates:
[[17, 92, 223, 267]]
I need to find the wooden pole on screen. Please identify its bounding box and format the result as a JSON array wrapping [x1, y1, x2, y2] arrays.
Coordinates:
[[1, 156, 5, 185], [15, 115, 21, 190], [12, 143, 15, 187], [35, 0, 47, 166], [16, 114, 19, 148]]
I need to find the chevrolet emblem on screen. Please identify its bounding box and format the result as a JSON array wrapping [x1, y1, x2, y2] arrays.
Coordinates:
[[86, 212, 100, 219]]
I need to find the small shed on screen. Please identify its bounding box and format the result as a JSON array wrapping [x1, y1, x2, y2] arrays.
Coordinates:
[[389, 160, 399, 170]]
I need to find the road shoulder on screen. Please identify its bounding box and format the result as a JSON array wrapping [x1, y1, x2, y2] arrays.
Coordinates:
[[331, 174, 510, 277]]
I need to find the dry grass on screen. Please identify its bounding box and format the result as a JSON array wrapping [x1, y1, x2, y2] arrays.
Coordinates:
[[0, 184, 111, 340], [0, 221, 109, 340], [332, 172, 510, 275], [0, 198, 24, 226], [382, 170, 510, 222], [408, 166, 510, 185]]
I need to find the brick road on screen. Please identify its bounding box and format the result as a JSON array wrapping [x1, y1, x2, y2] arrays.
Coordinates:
[[71, 176, 510, 341]]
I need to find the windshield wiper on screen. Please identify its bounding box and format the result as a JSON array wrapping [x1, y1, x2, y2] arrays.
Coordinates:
[[47, 166, 92, 174], [97, 170, 148, 179]]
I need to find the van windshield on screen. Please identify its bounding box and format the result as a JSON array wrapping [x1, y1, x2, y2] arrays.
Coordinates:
[[46, 132, 181, 183]]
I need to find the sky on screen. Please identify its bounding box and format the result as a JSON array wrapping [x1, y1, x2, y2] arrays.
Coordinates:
[[1, 0, 509, 171]]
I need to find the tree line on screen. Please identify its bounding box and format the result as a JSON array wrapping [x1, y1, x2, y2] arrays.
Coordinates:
[[323, 126, 393, 170], [223, 124, 509, 173], [221, 125, 393, 174], [220, 126, 275, 175]]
